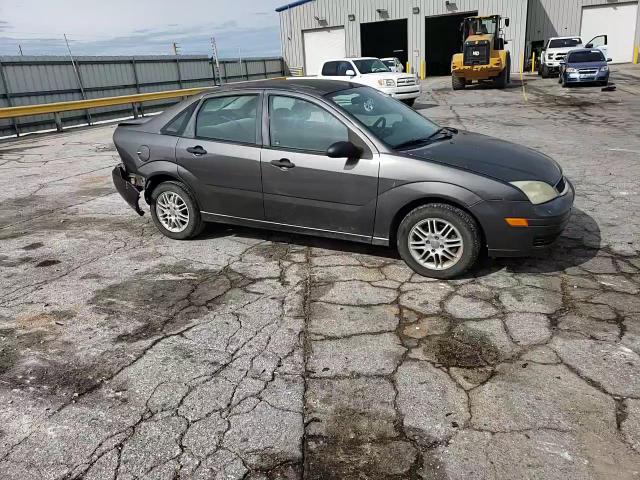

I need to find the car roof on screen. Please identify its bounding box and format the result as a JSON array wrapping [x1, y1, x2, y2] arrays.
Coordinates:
[[548, 36, 581, 40], [213, 77, 361, 96]]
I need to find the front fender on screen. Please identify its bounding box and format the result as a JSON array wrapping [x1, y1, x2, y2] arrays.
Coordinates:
[[373, 181, 484, 242]]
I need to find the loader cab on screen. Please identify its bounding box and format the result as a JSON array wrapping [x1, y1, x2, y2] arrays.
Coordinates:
[[461, 15, 508, 52]]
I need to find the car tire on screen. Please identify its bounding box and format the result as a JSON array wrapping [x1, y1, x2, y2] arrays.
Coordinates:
[[541, 65, 549, 78], [402, 98, 416, 107], [150, 181, 205, 240], [397, 203, 481, 279], [452, 75, 466, 90]]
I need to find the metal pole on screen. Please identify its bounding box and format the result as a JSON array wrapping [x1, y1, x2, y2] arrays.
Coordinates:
[[18, 44, 23, 56], [211, 36, 222, 85], [131, 58, 144, 116], [64, 34, 92, 125], [0, 59, 20, 136]]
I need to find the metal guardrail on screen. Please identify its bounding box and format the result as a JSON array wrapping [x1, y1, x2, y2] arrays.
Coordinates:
[[0, 87, 209, 132], [0, 55, 286, 136]]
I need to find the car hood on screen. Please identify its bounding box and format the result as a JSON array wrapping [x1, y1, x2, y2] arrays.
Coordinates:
[[359, 72, 413, 81], [548, 46, 582, 55], [404, 131, 562, 185]]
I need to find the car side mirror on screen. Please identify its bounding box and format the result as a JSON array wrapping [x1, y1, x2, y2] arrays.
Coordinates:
[[345, 69, 356, 77], [326, 141, 362, 159], [607, 58, 612, 62], [585, 43, 593, 48], [504, 18, 510, 27]]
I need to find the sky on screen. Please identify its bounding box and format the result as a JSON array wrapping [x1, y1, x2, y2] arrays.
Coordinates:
[[0, 0, 285, 57]]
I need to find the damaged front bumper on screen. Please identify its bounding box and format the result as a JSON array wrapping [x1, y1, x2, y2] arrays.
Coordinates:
[[112, 165, 144, 216]]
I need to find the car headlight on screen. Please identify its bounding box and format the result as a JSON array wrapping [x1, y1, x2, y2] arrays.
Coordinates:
[[600, 65, 609, 72], [378, 79, 395, 87], [565, 67, 577, 73], [510, 181, 559, 205]]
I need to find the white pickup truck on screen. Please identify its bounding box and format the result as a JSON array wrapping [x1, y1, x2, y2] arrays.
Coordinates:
[[318, 57, 421, 106], [540, 35, 609, 78]]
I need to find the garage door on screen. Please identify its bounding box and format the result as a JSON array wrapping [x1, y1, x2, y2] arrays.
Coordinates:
[[581, 2, 638, 63], [303, 27, 346, 76]]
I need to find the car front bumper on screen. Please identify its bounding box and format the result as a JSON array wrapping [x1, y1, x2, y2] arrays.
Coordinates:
[[112, 165, 144, 216], [471, 179, 575, 257], [564, 71, 609, 84], [380, 84, 421, 100]]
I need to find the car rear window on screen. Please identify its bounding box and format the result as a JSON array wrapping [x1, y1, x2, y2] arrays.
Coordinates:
[[195, 95, 259, 144], [567, 50, 605, 63], [549, 38, 581, 48]]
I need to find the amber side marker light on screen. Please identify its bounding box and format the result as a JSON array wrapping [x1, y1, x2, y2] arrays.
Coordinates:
[[505, 218, 529, 227]]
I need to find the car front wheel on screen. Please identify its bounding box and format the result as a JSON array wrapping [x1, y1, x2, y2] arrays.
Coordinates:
[[150, 181, 204, 240], [397, 203, 481, 279]]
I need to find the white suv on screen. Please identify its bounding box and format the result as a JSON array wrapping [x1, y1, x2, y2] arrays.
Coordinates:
[[318, 57, 420, 106], [540, 37, 583, 77]]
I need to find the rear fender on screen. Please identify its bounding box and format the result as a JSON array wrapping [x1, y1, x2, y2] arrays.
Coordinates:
[[139, 161, 180, 204]]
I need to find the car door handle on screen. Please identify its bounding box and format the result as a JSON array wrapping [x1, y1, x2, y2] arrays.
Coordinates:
[[270, 158, 295, 170], [186, 145, 207, 156]]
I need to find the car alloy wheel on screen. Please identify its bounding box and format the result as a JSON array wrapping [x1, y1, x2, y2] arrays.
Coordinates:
[[408, 218, 464, 270], [156, 191, 189, 233]]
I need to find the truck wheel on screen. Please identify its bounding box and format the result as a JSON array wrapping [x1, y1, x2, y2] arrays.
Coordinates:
[[452, 75, 466, 90], [402, 98, 416, 107], [541, 65, 549, 78], [397, 203, 481, 279], [150, 181, 205, 240]]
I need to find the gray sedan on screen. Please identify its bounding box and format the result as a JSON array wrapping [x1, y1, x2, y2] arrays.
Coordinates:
[[112, 79, 574, 278]]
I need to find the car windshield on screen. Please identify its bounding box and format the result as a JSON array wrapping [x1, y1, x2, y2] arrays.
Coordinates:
[[353, 59, 391, 74], [327, 87, 439, 149], [549, 38, 581, 48], [567, 50, 605, 63]]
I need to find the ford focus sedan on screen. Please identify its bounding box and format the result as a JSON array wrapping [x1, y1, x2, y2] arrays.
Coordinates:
[[112, 79, 574, 279]]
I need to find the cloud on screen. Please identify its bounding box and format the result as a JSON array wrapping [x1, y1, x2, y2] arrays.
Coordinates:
[[0, 23, 281, 57]]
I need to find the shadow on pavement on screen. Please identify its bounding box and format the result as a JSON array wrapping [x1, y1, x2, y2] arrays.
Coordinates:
[[198, 207, 600, 278]]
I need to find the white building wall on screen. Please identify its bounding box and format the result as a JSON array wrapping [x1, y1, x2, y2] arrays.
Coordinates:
[[526, 0, 640, 59], [278, 0, 530, 74]]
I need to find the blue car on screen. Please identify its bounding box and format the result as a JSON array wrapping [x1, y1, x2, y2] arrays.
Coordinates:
[[559, 48, 611, 87]]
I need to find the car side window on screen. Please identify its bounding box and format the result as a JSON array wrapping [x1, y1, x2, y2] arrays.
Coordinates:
[[161, 101, 198, 136], [321, 61, 339, 76], [337, 61, 353, 76], [269, 95, 348, 153], [195, 94, 259, 144]]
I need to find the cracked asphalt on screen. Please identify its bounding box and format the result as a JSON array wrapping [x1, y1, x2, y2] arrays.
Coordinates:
[[1, 65, 640, 479]]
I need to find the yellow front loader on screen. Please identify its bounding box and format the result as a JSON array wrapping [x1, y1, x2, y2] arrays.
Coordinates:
[[451, 15, 511, 90]]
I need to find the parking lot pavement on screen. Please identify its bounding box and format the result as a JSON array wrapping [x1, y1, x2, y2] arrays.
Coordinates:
[[0, 64, 639, 479]]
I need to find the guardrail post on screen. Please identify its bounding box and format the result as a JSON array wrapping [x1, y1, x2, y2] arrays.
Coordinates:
[[244, 60, 250, 81], [263, 59, 268, 79], [132, 103, 139, 118], [223, 61, 228, 84], [53, 112, 63, 132], [175, 57, 183, 89], [0, 59, 20, 137]]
